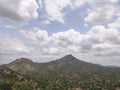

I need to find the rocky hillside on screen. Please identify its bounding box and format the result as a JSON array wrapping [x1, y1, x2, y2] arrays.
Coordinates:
[[1, 55, 120, 90]]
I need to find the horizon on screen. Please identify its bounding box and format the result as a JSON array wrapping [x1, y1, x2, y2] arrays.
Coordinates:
[[0, 0, 120, 66], [1, 54, 120, 68]]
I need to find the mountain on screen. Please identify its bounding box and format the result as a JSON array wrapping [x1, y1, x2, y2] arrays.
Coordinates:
[[6, 58, 38, 75], [6, 55, 114, 77], [1, 55, 120, 90], [6, 55, 108, 77]]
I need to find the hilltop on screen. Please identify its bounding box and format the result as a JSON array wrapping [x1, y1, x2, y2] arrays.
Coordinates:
[[0, 55, 120, 90]]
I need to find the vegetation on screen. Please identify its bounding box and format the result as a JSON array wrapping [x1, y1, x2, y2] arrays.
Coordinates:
[[0, 55, 120, 90], [0, 66, 40, 90]]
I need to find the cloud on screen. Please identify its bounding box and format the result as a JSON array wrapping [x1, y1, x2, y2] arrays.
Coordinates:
[[0, 0, 118, 26], [43, 0, 86, 23], [0, 0, 86, 23], [50, 29, 82, 46], [0, 0, 120, 66], [72, 0, 86, 8], [108, 17, 120, 29], [86, 25, 120, 57], [1, 25, 120, 66], [85, 0, 118, 24], [43, 47, 58, 55], [20, 28, 48, 45], [20, 29, 82, 56], [20, 26, 120, 58], [0, 0, 39, 22], [43, 0, 71, 23], [0, 35, 30, 55], [39, 0, 119, 24], [85, 6, 115, 23]]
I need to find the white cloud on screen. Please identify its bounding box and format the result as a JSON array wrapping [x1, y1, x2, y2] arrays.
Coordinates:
[[88, 0, 118, 6], [88, 25, 120, 44], [41, 0, 119, 24], [43, 0, 86, 23], [108, 17, 120, 29], [0, 0, 120, 66], [0, 35, 30, 54], [20, 29, 82, 56], [1, 26, 120, 66], [51, 29, 82, 46], [20, 27, 120, 59], [20, 28, 48, 45], [72, 0, 86, 8], [43, 47, 58, 55], [0, 0, 118, 26], [86, 25, 120, 57], [85, 0, 118, 24], [93, 43, 112, 51], [0, 0, 39, 22], [43, 0, 71, 23], [85, 5, 116, 24]]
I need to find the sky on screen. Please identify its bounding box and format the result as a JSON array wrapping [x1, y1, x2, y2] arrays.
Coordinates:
[[0, 0, 120, 66]]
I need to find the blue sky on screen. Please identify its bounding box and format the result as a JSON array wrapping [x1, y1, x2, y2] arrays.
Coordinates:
[[0, 0, 120, 66]]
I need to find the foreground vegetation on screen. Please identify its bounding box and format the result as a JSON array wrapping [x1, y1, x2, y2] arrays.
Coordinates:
[[0, 55, 120, 90]]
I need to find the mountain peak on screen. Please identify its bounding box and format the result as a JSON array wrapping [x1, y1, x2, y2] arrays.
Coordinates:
[[61, 54, 76, 60], [7, 58, 36, 74], [55, 54, 80, 64], [65, 54, 74, 57], [10, 57, 33, 64]]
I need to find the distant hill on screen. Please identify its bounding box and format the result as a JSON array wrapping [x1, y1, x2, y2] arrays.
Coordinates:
[[6, 58, 39, 75], [1, 55, 120, 90]]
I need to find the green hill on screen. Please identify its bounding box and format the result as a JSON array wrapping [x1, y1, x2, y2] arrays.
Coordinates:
[[1, 55, 120, 90]]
